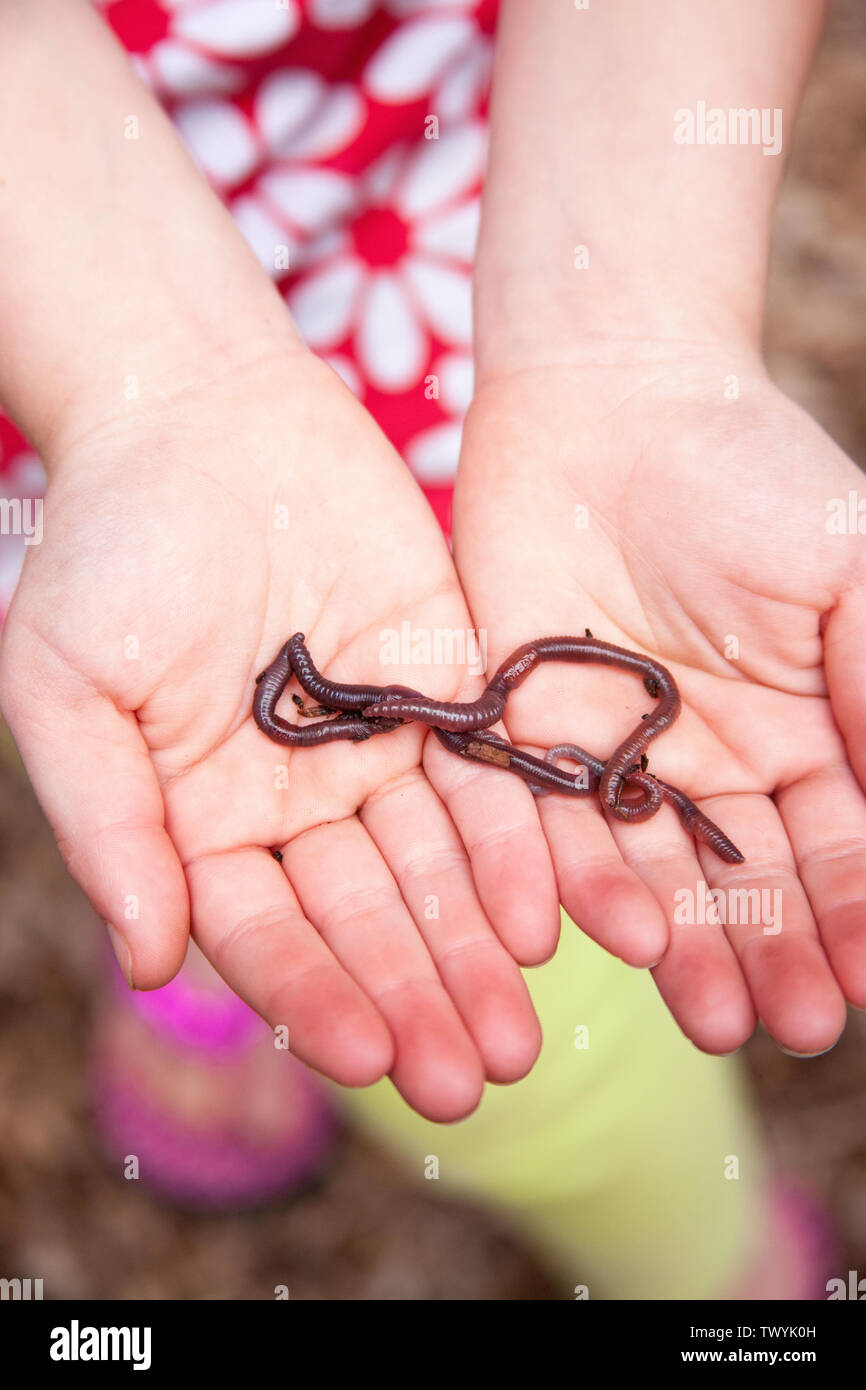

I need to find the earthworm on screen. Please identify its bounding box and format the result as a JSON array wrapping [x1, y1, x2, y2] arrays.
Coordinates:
[[286, 632, 417, 713], [252, 639, 404, 745], [363, 635, 681, 815], [433, 729, 664, 817], [251, 634, 743, 862], [434, 731, 743, 863]]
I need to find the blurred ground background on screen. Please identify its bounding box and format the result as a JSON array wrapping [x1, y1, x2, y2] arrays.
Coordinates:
[[1, 0, 866, 1301]]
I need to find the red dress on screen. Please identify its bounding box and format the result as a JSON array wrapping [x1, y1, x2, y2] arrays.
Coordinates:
[[0, 0, 499, 621]]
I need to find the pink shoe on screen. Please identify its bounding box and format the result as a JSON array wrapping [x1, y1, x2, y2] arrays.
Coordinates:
[[771, 1173, 841, 1301], [89, 947, 340, 1211], [730, 1171, 841, 1300]]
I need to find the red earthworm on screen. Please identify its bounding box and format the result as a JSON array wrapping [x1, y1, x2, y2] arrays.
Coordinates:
[[432, 730, 663, 822], [251, 634, 743, 862], [286, 632, 417, 713], [540, 741, 743, 861], [433, 731, 744, 863], [363, 635, 681, 816], [252, 639, 405, 745]]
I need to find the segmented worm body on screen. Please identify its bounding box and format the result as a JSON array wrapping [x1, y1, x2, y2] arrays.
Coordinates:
[[363, 635, 681, 814], [286, 632, 417, 715], [252, 632, 744, 863], [253, 640, 404, 745], [433, 728, 666, 820], [434, 731, 743, 862]]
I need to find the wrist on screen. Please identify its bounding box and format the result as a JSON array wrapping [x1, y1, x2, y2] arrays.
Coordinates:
[[472, 0, 827, 391], [3, 162, 305, 466], [470, 289, 766, 399], [36, 296, 304, 472], [471, 253, 766, 392]]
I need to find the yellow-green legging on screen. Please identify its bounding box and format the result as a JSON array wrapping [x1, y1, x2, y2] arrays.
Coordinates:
[[337, 910, 767, 1300]]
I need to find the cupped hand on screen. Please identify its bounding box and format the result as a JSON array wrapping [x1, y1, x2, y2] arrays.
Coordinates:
[[453, 346, 866, 1057], [0, 349, 558, 1120]]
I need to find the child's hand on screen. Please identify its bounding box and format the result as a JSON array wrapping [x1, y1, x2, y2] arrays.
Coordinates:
[[453, 347, 866, 1056], [0, 350, 552, 1120]]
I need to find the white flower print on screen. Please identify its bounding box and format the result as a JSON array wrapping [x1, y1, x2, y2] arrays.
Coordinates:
[[286, 122, 484, 395]]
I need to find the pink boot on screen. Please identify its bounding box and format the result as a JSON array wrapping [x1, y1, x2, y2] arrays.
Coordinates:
[[89, 945, 340, 1211]]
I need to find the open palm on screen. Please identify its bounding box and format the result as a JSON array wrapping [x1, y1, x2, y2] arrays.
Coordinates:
[[0, 351, 555, 1120], [454, 350, 866, 1056]]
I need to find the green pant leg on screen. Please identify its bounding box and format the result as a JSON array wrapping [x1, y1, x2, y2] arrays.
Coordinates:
[[335, 912, 767, 1299]]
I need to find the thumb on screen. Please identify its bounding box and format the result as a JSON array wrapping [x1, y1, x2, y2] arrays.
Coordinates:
[[0, 630, 189, 989]]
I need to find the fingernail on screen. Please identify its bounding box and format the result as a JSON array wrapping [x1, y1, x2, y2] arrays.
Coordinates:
[[778, 1043, 836, 1059], [105, 922, 135, 989]]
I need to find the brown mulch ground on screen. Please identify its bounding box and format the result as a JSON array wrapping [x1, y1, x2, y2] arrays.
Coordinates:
[[1, 0, 866, 1301]]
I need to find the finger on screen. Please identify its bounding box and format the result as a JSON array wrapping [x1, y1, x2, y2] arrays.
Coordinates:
[[677, 791, 846, 1056], [612, 796, 757, 1053], [0, 636, 188, 988], [778, 762, 866, 1009], [283, 815, 486, 1122], [359, 763, 542, 1082], [536, 779, 671, 969], [423, 728, 561, 966], [824, 585, 866, 791], [187, 846, 394, 1087]]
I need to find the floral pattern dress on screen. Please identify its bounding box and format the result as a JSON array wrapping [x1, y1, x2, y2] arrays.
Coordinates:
[[0, 0, 499, 621]]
